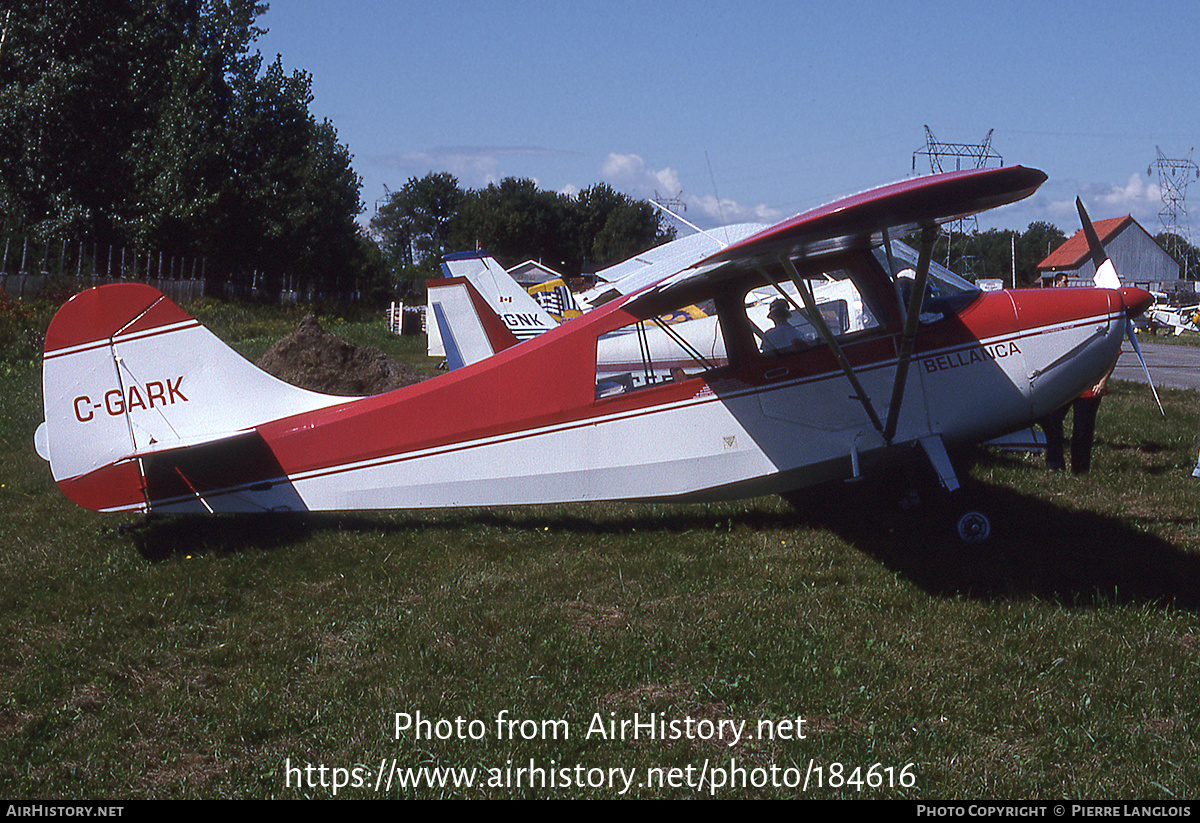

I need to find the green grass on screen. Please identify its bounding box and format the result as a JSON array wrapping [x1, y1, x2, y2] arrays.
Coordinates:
[[1137, 326, 1200, 346], [1, 301, 1199, 798], [186, 297, 443, 379]]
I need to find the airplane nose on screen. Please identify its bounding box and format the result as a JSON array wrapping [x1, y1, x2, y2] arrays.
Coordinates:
[[1119, 286, 1153, 319]]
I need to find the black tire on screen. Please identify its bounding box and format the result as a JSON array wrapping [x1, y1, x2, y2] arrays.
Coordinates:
[[955, 510, 992, 544]]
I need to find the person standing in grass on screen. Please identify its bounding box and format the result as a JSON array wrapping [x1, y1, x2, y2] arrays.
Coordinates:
[[1039, 275, 1116, 474], [1041, 366, 1113, 474]]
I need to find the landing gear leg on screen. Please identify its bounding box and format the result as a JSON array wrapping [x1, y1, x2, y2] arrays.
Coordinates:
[[918, 435, 994, 544]]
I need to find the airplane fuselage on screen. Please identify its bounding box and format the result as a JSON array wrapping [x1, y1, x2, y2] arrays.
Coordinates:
[[45, 272, 1135, 515], [35, 166, 1150, 517]]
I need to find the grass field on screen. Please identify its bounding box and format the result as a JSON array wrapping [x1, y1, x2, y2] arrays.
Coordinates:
[[2, 302, 1199, 798]]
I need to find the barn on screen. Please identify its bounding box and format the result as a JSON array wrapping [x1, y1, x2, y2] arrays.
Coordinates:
[[1037, 215, 1179, 290]]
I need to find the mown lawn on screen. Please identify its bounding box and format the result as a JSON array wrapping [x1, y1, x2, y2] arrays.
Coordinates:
[[1, 304, 1198, 798]]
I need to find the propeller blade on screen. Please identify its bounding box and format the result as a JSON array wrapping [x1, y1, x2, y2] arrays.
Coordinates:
[[1076, 197, 1107, 268], [1077, 197, 1122, 289], [1125, 322, 1164, 415], [1077, 197, 1163, 414]]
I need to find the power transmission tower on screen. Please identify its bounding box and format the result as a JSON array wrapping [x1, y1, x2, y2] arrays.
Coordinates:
[[912, 126, 1003, 278], [913, 126, 1002, 174], [653, 190, 686, 213], [1148, 146, 1199, 278]]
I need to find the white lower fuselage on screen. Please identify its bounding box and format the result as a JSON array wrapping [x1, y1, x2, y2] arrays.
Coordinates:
[[133, 290, 1126, 515]]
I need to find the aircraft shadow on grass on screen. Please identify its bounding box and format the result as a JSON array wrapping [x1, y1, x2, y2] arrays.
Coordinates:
[[789, 475, 1200, 609], [131, 476, 1200, 611]]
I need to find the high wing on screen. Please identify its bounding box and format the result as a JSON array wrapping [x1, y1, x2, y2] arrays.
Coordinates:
[[624, 165, 1048, 315]]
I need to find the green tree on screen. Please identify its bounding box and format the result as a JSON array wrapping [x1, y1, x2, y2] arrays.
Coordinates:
[[0, 0, 151, 240], [125, 1, 262, 253], [373, 174, 677, 295], [1016, 221, 1066, 286], [446, 177, 672, 275], [574, 183, 670, 268], [456, 177, 572, 270], [400, 172, 464, 265], [0, 1, 368, 298], [1156, 232, 1200, 280], [371, 172, 465, 294]]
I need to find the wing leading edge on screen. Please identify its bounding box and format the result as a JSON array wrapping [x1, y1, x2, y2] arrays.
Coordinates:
[[627, 166, 1047, 313]]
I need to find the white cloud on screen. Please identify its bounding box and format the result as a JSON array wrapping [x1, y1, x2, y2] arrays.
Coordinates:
[[600, 152, 782, 227], [1042, 173, 1164, 230], [380, 146, 577, 189], [1093, 173, 1160, 211], [600, 152, 650, 183]]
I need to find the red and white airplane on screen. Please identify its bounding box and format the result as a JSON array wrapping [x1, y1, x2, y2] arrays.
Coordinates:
[[34, 166, 1151, 539]]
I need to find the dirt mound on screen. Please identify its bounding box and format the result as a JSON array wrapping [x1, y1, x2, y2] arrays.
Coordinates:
[[255, 314, 424, 396]]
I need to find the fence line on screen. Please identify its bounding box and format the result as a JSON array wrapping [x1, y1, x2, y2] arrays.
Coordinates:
[[0, 272, 205, 303], [0, 236, 211, 301], [1, 236, 368, 305]]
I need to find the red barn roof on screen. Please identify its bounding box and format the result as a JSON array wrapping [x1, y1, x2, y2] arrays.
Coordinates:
[[1038, 215, 1134, 271]]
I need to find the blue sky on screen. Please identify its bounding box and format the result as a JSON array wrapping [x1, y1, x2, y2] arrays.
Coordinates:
[[256, 0, 1200, 238]]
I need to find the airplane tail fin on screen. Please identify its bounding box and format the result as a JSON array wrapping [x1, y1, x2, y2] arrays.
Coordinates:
[[35, 283, 346, 512], [429, 251, 557, 357], [426, 277, 519, 369]]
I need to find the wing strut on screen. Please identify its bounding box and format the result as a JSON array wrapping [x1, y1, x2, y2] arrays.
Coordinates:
[[776, 255, 886, 439], [881, 227, 899, 281], [882, 225, 937, 444]]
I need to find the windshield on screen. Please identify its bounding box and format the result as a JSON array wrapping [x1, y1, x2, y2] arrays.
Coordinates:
[[873, 240, 982, 323], [873, 240, 980, 295]]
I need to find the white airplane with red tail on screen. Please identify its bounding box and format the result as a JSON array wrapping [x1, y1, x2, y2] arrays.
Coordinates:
[[34, 166, 1152, 540]]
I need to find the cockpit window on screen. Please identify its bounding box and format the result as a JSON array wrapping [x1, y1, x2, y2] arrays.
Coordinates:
[[872, 241, 982, 324], [749, 265, 884, 357], [595, 306, 726, 398]]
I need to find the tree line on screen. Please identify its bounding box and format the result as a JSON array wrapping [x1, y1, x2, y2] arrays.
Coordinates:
[[4, 3, 1195, 306], [0, 2, 674, 303], [914, 222, 1067, 287], [0, 0, 369, 299], [370, 173, 676, 296]]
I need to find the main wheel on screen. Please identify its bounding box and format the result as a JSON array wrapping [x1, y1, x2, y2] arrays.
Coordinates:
[[955, 510, 991, 544]]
